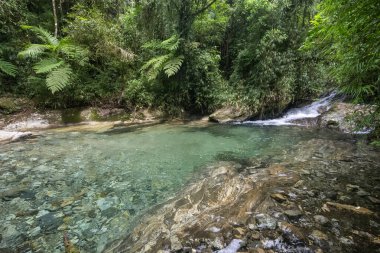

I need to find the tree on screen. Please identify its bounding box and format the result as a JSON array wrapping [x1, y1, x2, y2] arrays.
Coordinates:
[[304, 0, 380, 103], [18, 26, 88, 93]]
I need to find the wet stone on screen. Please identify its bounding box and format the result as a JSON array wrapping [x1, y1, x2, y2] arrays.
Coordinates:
[[356, 189, 370, 197], [284, 209, 303, 220], [255, 214, 277, 230], [314, 215, 329, 226], [346, 184, 360, 192], [368, 196, 380, 204], [101, 207, 118, 218], [211, 237, 224, 250], [37, 213, 63, 233], [270, 193, 287, 203], [309, 230, 329, 248]]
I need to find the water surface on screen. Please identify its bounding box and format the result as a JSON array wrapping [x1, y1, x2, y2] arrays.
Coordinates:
[[0, 124, 356, 252]]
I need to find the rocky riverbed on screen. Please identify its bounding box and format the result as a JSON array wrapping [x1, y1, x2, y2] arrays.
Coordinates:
[[0, 123, 379, 253], [106, 138, 380, 253]]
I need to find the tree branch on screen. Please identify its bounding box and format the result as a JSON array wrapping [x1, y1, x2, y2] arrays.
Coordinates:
[[192, 0, 217, 17]]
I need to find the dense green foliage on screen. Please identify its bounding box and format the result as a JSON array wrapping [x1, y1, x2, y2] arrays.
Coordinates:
[[0, 0, 378, 132], [304, 0, 380, 143]]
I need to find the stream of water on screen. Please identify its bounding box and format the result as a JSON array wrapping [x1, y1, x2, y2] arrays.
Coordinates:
[[0, 123, 360, 252]]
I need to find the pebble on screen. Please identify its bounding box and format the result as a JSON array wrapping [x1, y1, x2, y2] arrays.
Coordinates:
[[368, 196, 380, 204], [314, 215, 329, 226], [356, 190, 370, 197], [284, 209, 303, 220], [270, 193, 287, 203], [309, 230, 328, 247], [170, 235, 183, 251], [211, 237, 224, 250], [255, 214, 277, 230]]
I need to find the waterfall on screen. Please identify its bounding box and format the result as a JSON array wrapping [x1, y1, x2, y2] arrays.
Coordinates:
[[238, 92, 337, 126]]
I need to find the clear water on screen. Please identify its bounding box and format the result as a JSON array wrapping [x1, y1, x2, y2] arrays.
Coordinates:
[[0, 124, 351, 252]]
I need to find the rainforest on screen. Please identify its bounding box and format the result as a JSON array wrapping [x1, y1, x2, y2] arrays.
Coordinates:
[[0, 0, 379, 252]]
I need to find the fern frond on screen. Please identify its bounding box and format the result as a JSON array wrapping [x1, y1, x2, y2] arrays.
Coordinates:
[[33, 58, 64, 74], [46, 65, 72, 93], [163, 55, 184, 77], [21, 25, 59, 46], [18, 44, 49, 59], [161, 35, 179, 50], [142, 40, 161, 49], [59, 42, 89, 65], [0, 58, 17, 77], [141, 54, 170, 71]]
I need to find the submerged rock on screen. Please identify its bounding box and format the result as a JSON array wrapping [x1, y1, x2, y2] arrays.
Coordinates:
[[255, 214, 278, 230]]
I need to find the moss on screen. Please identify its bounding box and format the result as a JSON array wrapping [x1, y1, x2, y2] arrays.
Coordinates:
[[61, 108, 83, 124], [0, 97, 22, 114]]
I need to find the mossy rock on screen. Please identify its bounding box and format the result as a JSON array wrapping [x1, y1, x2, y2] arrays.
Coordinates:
[[0, 97, 32, 114]]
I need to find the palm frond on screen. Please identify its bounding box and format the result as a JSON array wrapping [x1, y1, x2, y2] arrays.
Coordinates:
[[0, 58, 17, 77], [163, 55, 184, 77], [18, 44, 48, 59], [21, 25, 59, 46], [46, 65, 72, 93], [33, 58, 64, 74]]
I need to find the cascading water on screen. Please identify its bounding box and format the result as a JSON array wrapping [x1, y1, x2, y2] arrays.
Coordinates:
[[238, 92, 337, 126]]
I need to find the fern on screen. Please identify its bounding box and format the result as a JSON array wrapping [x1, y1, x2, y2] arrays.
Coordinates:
[[46, 65, 72, 93], [33, 58, 64, 74], [18, 44, 49, 59], [163, 56, 184, 77], [21, 25, 59, 46], [0, 58, 17, 77], [59, 40, 89, 65], [141, 35, 184, 80], [19, 25, 89, 93]]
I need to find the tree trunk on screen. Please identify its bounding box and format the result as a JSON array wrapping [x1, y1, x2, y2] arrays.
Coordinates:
[[52, 0, 58, 38]]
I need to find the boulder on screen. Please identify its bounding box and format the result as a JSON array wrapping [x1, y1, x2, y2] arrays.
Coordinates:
[[209, 105, 250, 123], [318, 103, 376, 133]]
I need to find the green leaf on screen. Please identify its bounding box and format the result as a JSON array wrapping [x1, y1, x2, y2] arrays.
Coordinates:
[[163, 55, 184, 77], [0, 58, 17, 77], [18, 44, 48, 59], [33, 58, 64, 74], [21, 25, 59, 46], [45, 65, 72, 93], [59, 40, 89, 65]]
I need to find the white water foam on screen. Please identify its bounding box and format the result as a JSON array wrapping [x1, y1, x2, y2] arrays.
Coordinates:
[[238, 92, 336, 126]]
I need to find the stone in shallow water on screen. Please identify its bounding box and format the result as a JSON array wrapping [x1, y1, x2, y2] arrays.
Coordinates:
[[211, 237, 224, 250], [270, 193, 287, 203], [314, 215, 329, 226], [37, 213, 63, 233], [255, 214, 277, 230], [170, 235, 182, 251], [357, 189, 370, 197], [368, 196, 380, 204], [284, 209, 303, 220], [309, 230, 328, 248]]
